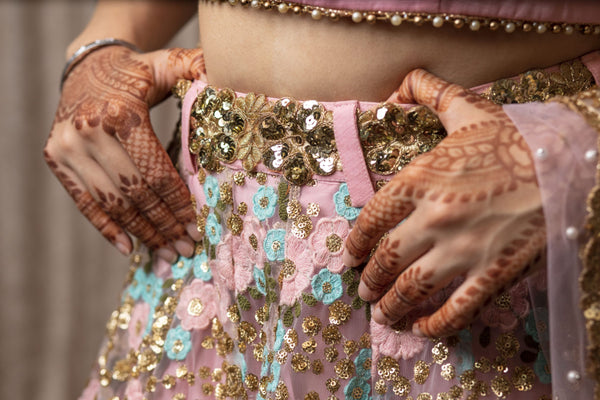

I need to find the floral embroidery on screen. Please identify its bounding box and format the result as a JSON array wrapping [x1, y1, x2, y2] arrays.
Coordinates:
[[241, 216, 266, 268], [344, 376, 371, 400], [534, 351, 552, 384], [176, 280, 218, 330], [481, 281, 530, 331], [192, 251, 212, 281], [333, 183, 361, 220], [128, 302, 150, 348], [127, 268, 147, 300], [141, 272, 163, 307], [212, 234, 234, 291], [371, 320, 427, 360], [309, 217, 349, 273], [280, 235, 314, 306], [455, 329, 474, 375], [206, 213, 222, 245], [264, 229, 286, 261], [525, 308, 549, 344], [164, 325, 192, 361], [204, 175, 220, 207], [354, 348, 372, 380], [171, 256, 192, 280], [232, 235, 256, 293], [311, 269, 343, 305], [252, 185, 278, 221], [253, 266, 267, 295]]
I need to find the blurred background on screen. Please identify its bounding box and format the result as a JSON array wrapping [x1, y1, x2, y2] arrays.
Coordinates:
[[0, 2, 199, 399]]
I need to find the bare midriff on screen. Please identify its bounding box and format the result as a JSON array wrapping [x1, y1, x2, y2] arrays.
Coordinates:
[[198, 2, 600, 102]]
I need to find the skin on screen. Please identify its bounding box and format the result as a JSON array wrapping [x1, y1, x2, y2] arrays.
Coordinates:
[[47, 0, 598, 333]]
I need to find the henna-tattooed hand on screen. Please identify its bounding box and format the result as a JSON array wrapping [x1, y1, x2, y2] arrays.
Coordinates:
[[343, 69, 545, 337], [44, 46, 207, 261]]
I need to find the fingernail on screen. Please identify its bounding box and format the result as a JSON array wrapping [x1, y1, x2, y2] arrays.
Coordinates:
[[186, 222, 202, 241], [342, 247, 361, 268], [175, 238, 194, 258], [358, 281, 375, 302], [115, 234, 131, 256], [372, 306, 388, 325], [412, 324, 425, 337], [156, 247, 178, 263]]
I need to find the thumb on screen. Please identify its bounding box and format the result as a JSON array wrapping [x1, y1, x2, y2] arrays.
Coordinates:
[[395, 69, 468, 115], [148, 47, 206, 104]]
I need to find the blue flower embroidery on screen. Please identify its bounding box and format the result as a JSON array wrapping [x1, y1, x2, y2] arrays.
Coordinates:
[[534, 351, 552, 384], [354, 348, 372, 380], [344, 377, 371, 400], [192, 251, 212, 281], [253, 185, 278, 221], [171, 256, 192, 280], [334, 183, 361, 220], [165, 326, 192, 361], [204, 176, 220, 208], [311, 269, 343, 305], [141, 272, 163, 306], [253, 266, 267, 295], [263, 229, 286, 261], [455, 329, 474, 375], [267, 361, 281, 392], [525, 308, 549, 344], [206, 213, 222, 245], [127, 268, 147, 300]]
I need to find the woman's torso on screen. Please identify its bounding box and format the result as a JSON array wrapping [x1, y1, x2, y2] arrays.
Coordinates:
[[198, 1, 600, 101]]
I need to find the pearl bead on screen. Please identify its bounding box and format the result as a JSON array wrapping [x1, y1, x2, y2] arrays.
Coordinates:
[[311, 9, 322, 20], [567, 370, 581, 383], [535, 148, 548, 160], [537, 24, 548, 33], [390, 14, 402, 26], [469, 20, 481, 31], [432, 16, 444, 28], [505, 22, 516, 33], [585, 149, 598, 162], [564, 25, 574, 35], [566, 226, 579, 240], [277, 3, 288, 13], [250, 0, 260, 8], [351, 11, 363, 23]]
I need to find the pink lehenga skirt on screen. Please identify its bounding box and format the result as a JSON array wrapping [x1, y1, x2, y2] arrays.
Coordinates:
[[78, 55, 600, 400]]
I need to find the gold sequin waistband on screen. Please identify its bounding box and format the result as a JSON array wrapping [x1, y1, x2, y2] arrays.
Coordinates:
[[204, 0, 600, 35], [174, 59, 594, 187]]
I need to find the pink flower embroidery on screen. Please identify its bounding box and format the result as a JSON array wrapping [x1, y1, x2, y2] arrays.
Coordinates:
[[124, 379, 143, 400], [308, 217, 349, 273], [176, 280, 218, 330], [371, 318, 427, 360], [78, 378, 100, 400], [280, 235, 314, 306], [212, 234, 235, 291], [128, 302, 150, 349], [480, 280, 530, 332]]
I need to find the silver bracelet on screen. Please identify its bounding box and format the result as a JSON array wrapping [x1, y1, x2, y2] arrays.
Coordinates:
[[60, 38, 142, 91]]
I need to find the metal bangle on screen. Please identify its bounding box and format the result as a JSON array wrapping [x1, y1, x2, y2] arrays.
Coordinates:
[[60, 38, 142, 91]]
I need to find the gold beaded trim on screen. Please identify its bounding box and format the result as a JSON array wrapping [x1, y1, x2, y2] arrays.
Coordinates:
[[553, 88, 600, 400], [207, 0, 600, 35]]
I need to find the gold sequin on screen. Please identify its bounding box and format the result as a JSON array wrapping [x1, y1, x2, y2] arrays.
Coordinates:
[[219, 182, 233, 204], [413, 360, 430, 385], [416, 394, 432, 400], [162, 375, 176, 389], [226, 213, 243, 235], [358, 333, 371, 349], [146, 375, 157, 392], [302, 316, 322, 337], [312, 359, 324, 375], [199, 366, 211, 379], [279, 259, 297, 287], [302, 338, 317, 354], [491, 376, 512, 398], [474, 357, 491, 373], [187, 298, 204, 316], [202, 383, 214, 395], [377, 356, 400, 381], [326, 234, 343, 253], [256, 172, 268, 185], [283, 328, 299, 352], [291, 214, 313, 239], [343, 340, 359, 356], [441, 363, 456, 381], [172, 393, 186, 400], [255, 304, 268, 325], [291, 353, 310, 372], [494, 292, 512, 311], [322, 325, 342, 345], [460, 370, 477, 391], [176, 365, 188, 379], [334, 358, 355, 379], [249, 233, 258, 250], [324, 346, 339, 363], [238, 202, 248, 215], [245, 373, 259, 391], [227, 304, 240, 323], [275, 381, 289, 400], [305, 391, 320, 400], [238, 321, 257, 344], [307, 203, 320, 217], [374, 379, 387, 395], [511, 366, 534, 391], [431, 341, 449, 364], [326, 378, 340, 393], [329, 300, 352, 325], [496, 333, 520, 359], [233, 171, 246, 185], [391, 377, 411, 397], [287, 200, 302, 220]]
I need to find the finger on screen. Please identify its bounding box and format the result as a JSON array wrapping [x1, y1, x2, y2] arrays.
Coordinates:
[[117, 114, 198, 241], [149, 47, 206, 104], [395, 69, 468, 115], [343, 179, 415, 268], [371, 250, 462, 325], [44, 148, 132, 255], [357, 210, 434, 302]]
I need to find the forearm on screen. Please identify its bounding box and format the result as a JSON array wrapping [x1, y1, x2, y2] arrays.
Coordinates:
[[66, 0, 197, 59]]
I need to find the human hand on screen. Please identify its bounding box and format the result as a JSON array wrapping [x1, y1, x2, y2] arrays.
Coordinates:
[[343, 69, 545, 337], [44, 46, 206, 261]]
